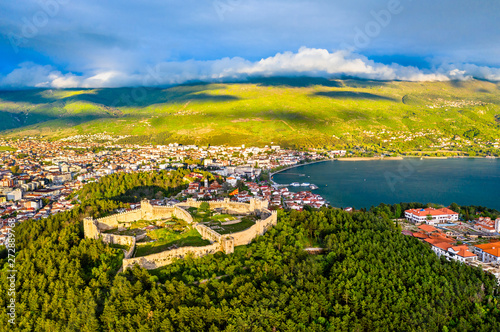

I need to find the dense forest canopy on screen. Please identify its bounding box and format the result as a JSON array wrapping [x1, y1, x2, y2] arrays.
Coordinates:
[[1, 170, 500, 331]]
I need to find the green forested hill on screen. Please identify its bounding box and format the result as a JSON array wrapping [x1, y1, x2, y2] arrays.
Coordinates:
[[1, 171, 500, 331], [0, 77, 499, 149]]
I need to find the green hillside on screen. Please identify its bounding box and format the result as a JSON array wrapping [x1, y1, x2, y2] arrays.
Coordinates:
[[2, 168, 500, 330], [0, 78, 499, 150]]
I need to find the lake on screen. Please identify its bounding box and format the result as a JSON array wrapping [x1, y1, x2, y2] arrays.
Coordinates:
[[272, 158, 500, 210]]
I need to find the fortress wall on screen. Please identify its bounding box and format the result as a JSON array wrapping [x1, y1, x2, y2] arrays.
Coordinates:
[[151, 206, 175, 218], [172, 206, 194, 223], [178, 199, 201, 209], [178, 199, 253, 214], [226, 211, 277, 247], [195, 224, 223, 243], [95, 209, 142, 230], [176, 198, 269, 215], [135, 205, 194, 223], [136, 233, 148, 241], [123, 243, 220, 270], [141, 206, 172, 220], [101, 233, 135, 247], [231, 224, 261, 247], [124, 240, 136, 259], [84, 217, 137, 258], [208, 201, 252, 214], [260, 211, 278, 232], [100, 234, 136, 259], [221, 236, 235, 254], [84, 199, 277, 271]]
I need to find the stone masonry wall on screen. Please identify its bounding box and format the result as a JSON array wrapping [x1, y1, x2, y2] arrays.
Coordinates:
[[94, 203, 194, 231], [101, 233, 135, 247], [95, 210, 143, 230], [122, 243, 220, 270], [231, 211, 278, 246], [84, 198, 277, 271], [83, 217, 100, 240], [84, 217, 137, 258], [195, 224, 223, 243], [179, 198, 257, 215]]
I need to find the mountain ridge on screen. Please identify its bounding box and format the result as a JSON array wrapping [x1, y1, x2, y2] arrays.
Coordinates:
[[0, 77, 498, 150]]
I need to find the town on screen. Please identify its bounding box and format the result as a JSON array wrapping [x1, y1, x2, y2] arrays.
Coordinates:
[[0, 137, 337, 246], [1, 136, 499, 283]]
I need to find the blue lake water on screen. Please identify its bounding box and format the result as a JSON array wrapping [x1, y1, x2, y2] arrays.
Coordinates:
[[272, 158, 500, 210]]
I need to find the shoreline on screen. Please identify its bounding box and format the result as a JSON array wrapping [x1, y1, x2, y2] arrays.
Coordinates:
[[270, 159, 332, 177], [336, 156, 404, 161], [270, 155, 497, 177]]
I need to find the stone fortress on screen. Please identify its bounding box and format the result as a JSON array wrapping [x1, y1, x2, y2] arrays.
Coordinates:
[[84, 198, 277, 270]]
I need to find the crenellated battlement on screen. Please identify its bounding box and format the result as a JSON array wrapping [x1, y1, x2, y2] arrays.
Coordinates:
[[84, 198, 277, 270]]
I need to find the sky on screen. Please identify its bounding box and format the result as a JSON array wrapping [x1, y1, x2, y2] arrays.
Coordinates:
[[0, 0, 499, 88]]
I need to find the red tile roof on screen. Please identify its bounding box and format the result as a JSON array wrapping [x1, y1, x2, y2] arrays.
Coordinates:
[[425, 235, 454, 245], [483, 247, 500, 257], [412, 232, 429, 239], [474, 241, 500, 251], [432, 242, 453, 251], [457, 248, 477, 258], [418, 224, 438, 233], [406, 207, 458, 217]]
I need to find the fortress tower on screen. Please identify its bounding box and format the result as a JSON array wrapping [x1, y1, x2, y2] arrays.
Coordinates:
[[83, 217, 99, 239], [140, 199, 154, 219], [221, 236, 235, 254], [250, 198, 269, 213]]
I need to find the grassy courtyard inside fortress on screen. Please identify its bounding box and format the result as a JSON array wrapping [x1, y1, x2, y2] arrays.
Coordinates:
[[186, 205, 259, 235], [103, 205, 261, 257]]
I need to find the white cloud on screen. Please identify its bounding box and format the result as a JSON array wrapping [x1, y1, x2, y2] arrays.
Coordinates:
[[1, 48, 499, 88]]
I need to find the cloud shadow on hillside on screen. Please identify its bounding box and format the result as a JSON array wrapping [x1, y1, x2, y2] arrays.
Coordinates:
[[0, 109, 122, 133], [313, 91, 397, 101], [0, 85, 240, 108], [246, 76, 342, 88], [447, 80, 465, 88], [340, 79, 389, 88]]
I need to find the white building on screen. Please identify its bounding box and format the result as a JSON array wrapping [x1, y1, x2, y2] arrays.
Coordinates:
[[473, 241, 500, 264], [426, 238, 477, 263], [226, 176, 238, 187], [405, 207, 459, 225], [6, 189, 22, 201], [474, 217, 500, 233]]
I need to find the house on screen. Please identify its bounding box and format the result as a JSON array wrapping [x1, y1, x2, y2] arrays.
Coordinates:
[[208, 182, 223, 194], [474, 217, 500, 233], [0, 178, 14, 188], [473, 241, 500, 264], [449, 245, 478, 263], [187, 182, 200, 194], [404, 207, 459, 225], [426, 239, 477, 263], [412, 232, 429, 240], [226, 176, 238, 187]]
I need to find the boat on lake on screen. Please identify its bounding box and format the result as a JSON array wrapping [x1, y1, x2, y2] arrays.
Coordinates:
[[290, 182, 300, 187]]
